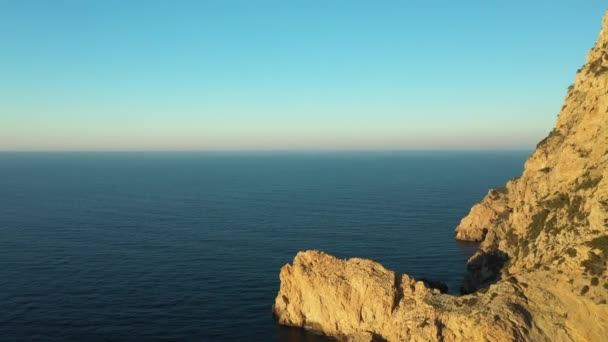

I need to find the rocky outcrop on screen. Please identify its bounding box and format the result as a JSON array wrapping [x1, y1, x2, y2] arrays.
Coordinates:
[[273, 11, 608, 342], [274, 251, 538, 341]]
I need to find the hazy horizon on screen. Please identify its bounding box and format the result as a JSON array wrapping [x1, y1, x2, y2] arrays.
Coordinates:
[[0, 149, 534, 153], [2, 1, 606, 151]]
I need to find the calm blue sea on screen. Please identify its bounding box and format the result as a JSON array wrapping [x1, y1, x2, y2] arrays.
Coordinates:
[[0, 151, 528, 341]]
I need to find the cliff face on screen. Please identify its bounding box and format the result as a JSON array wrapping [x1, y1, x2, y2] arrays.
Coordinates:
[[456, 10, 608, 293], [273, 11, 608, 342]]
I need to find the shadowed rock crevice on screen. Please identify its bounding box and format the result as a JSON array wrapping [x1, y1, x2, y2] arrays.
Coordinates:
[[434, 319, 445, 342], [419, 278, 449, 294], [391, 274, 403, 313], [461, 250, 509, 294], [508, 303, 533, 328], [369, 333, 388, 342]]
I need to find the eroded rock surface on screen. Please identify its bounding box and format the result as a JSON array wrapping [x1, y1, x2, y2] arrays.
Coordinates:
[[274, 251, 538, 341], [274, 11, 608, 342]]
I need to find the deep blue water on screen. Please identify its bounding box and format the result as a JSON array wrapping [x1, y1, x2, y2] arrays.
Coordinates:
[[0, 151, 528, 341]]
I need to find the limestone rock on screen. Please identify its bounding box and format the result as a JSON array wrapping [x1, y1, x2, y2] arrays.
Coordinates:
[[274, 10, 608, 342], [274, 251, 534, 341]]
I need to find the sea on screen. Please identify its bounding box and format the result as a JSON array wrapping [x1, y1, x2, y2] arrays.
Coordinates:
[[0, 151, 528, 341]]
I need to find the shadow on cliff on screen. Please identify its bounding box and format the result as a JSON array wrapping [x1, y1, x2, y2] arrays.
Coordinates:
[[276, 323, 388, 342], [460, 250, 510, 294], [275, 325, 336, 342]]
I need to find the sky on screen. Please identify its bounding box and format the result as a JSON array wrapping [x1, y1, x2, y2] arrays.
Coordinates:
[[1, 1, 607, 151]]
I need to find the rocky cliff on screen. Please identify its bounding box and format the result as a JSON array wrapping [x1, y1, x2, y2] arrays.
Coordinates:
[[273, 11, 608, 342]]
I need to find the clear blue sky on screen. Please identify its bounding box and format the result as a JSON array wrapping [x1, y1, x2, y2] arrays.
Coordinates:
[[1, 1, 606, 151]]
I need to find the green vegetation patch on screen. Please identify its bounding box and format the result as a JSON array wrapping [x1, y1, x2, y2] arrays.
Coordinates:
[[591, 277, 599, 286], [596, 66, 608, 76], [586, 236, 608, 255], [544, 215, 559, 235], [575, 174, 603, 191], [581, 252, 606, 276], [578, 148, 591, 158], [567, 196, 587, 222], [580, 235, 608, 275], [589, 56, 608, 76], [505, 230, 518, 246], [463, 297, 479, 306], [495, 186, 508, 195], [536, 129, 562, 149], [544, 193, 569, 210], [477, 286, 489, 294], [526, 209, 550, 241], [506, 277, 518, 284]]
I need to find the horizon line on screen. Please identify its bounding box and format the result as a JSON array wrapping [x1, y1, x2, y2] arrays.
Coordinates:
[[0, 148, 534, 153]]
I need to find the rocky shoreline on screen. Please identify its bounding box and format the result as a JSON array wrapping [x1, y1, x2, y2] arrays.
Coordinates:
[[273, 10, 608, 342]]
